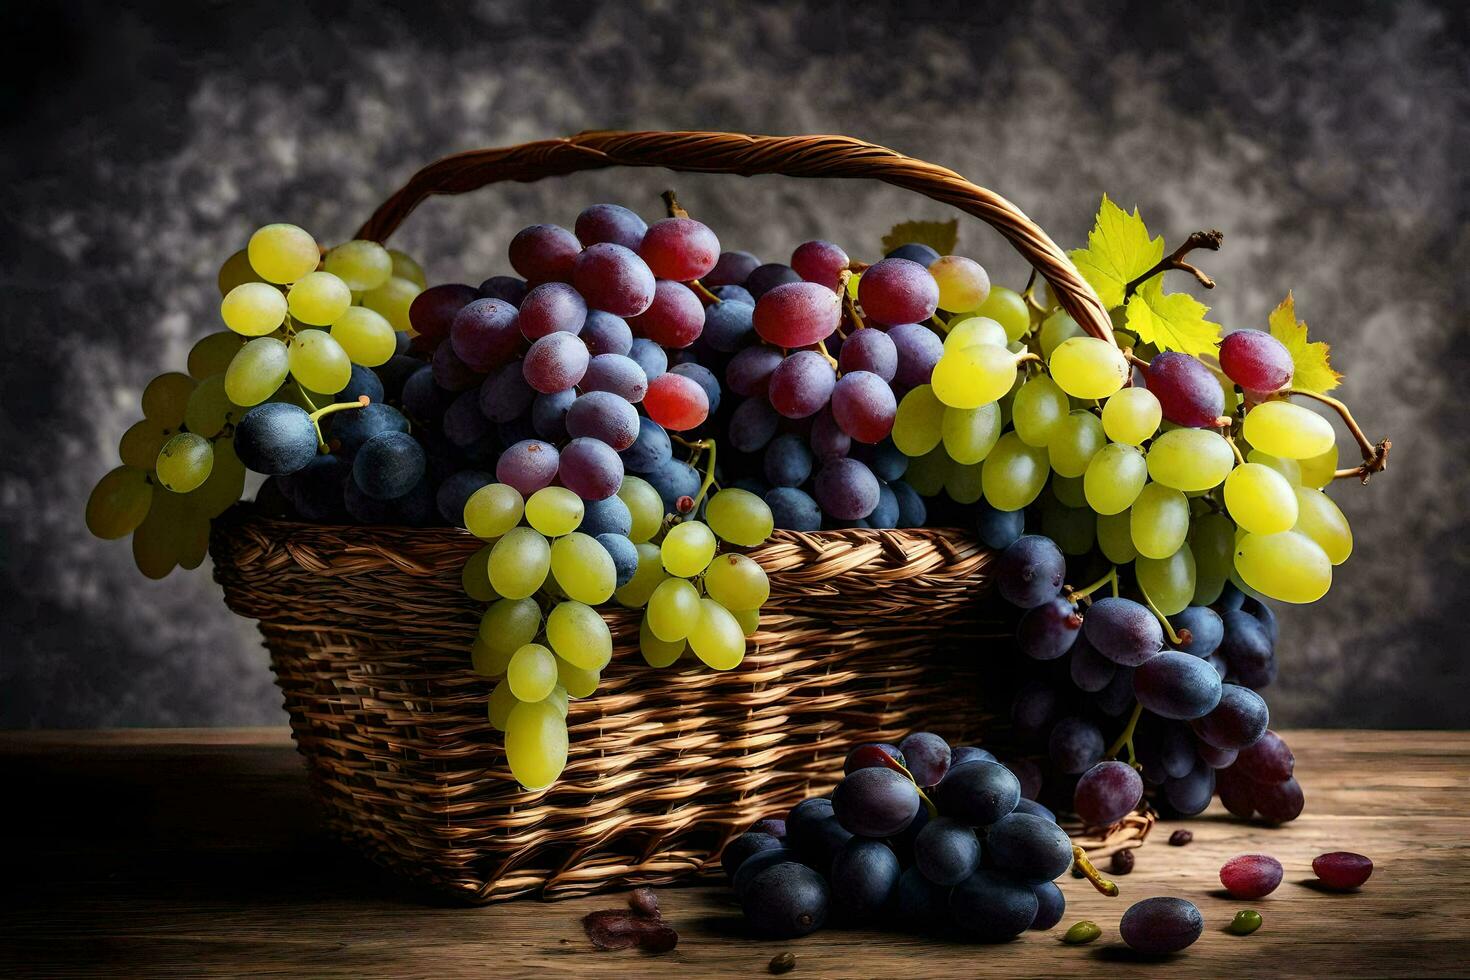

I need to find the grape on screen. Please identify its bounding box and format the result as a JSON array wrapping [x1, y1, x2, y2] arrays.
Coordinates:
[[1084, 443, 1147, 514], [559, 437, 624, 501], [896, 732, 949, 787], [764, 486, 821, 531], [523, 486, 583, 536], [1220, 329, 1293, 392], [706, 488, 774, 546], [1242, 400, 1336, 459], [643, 372, 710, 431], [1189, 512, 1235, 605], [661, 520, 717, 577], [187, 331, 246, 381], [703, 553, 769, 610], [981, 433, 1049, 511], [610, 478, 662, 544], [504, 698, 567, 790], [829, 838, 900, 922], [285, 454, 351, 522], [699, 300, 755, 353], [441, 389, 489, 448], [1312, 852, 1373, 890], [1218, 853, 1283, 899], [912, 817, 979, 886], [832, 766, 920, 837], [891, 385, 944, 456], [971, 286, 1030, 341], [411, 283, 481, 345], [938, 760, 1020, 825], [544, 599, 612, 670], [85, 466, 153, 539], [1188, 684, 1267, 752], [753, 281, 842, 347], [742, 863, 829, 939], [574, 203, 646, 250], [725, 345, 782, 397], [562, 391, 639, 451], [1119, 897, 1203, 953], [348, 430, 422, 501], [638, 614, 685, 667], [1146, 428, 1234, 491], [437, 471, 492, 525], [814, 458, 880, 520], [525, 389, 572, 442], [857, 258, 938, 326], [1255, 775, 1305, 823], [329, 402, 409, 460], [944, 315, 1007, 350], [1049, 337, 1128, 399], [1223, 461, 1298, 534], [247, 223, 319, 284], [1070, 638, 1117, 692], [722, 832, 784, 881], [1219, 609, 1276, 689], [629, 279, 705, 348], [1038, 310, 1084, 358], [1018, 597, 1082, 660], [941, 402, 1002, 465], [829, 371, 896, 444], [645, 577, 700, 642], [522, 331, 589, 393], [1047, 410, 1106, 478], [575, 355, 647, 406], [509, 224, 580, 284], [746, 262, 802, 298], [986, 811, 1073, 882], [360, 276, 422, 332], [727, 398, 779, 454], [578, 494, 633, 537], [576, 310, 633, 358], [1048, 716, 1104, 773], [1134, 651, 1223, 720], [445, 298, 518, 372], [993, 534, 1065, 608], [1235, 730, 1294, 783], [234, 403, 317, 476], [1131, 483, 1189, 558], [1135, 545, 1196, 615], [929, 255, 990, 312], [884, 242, 939, 265], [671, 362, 721, 415], [890, 480, 926, 527], [1084, 596, 1162, 666], [974, 500, 1024, 549], [430, 340, 481, 392], [637, 217, 719, 281], [323, 239, 392, 292], [1096, 510, 1139, 564], [1197, 742, 1238, 769], [1012, 376, 1070, 447], [220, 282, 288, 337], [285, 270, 351, 326], [183, 374, 239, 438], [1248, 448, 1303, 486], [785, 239, 848, 291], [1028, 881, 1066, 932], [1101, 385, 1163, 445], [330, 306, 396, 367], [845, 743, 904, 774], [1144, 351, 1224, 428], [767, 351, 836, 420], [689, 598, 746, 669], [1073, 760, 1144, 826], [932, 343, 1018, 409], [217, 248, 262, 295], [761, 434, 813, 489], [551, 532, 616, 604], [495, 439, 559, 496], [118, 420, 169, 470], [1298, 443, 1338, 488], [837, 328, 897, 381], [1292, 487, 1352, 564], [224, 339, 290, 406], [950, 871, 1038, 942], [287, 329, 351, 394], [645, 458, 701, 512], [151, 432, 212, 493], [703, 249, 760, 288], [507, 643, 558, 702], [885, 322, 942, 387], [1234, 530, 1331, 603]]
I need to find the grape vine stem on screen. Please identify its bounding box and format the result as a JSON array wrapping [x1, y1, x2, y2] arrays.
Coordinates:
[[1285, 388, 1392, 483], [1071, 845, 1120, 897], [688, 279, 720, 304], [660, 189, 688, 220], [1106, 701, 1144, 764], [1067, 567, 1117, 604], [1135, 579, 1184, 645], [306, 395, 371, 452], [1123, 230, 1224, 301], [838, 269, 866, 334]]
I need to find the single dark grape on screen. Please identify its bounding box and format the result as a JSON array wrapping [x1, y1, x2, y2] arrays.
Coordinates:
[[559, 437, 624, 501], [938, 760, 1020, 826], [725, 345, 783, 397], [1146, 352, 1224, 427], [1069, 637, 1117, 693], [1171, 605, 1224, 658], [1013, 797, 1057, 823], [993, 535, 1066, 608], [832, 767, 920, 837], [477, 275, 527, 306], [1219, 328, 1293, 393], [435, 469, 492, 526], [838, 327, 898, 381], [986, 812, 1073, 883], [620, 417, 672, 474], [580, 495, 632, 536], [746, 262, 802, 299], [705, 250, 761, 288], [508, 223, 580, 284], [898, 732, 951, 788], [338, 363, 385, 404], [722, 831, 784, 880], [1119, 897, 1204, 953], [574, 203, 646, 250], [887, 321, 944, 387], [858, 258, 939, 326], [1162, 759, 1216, 816], [975, 500, 1025, 550], [742, 863, 829, 939], [1312, 851, 1373, 890], [645, 458, 701, 512], [702, 300, 756, 352], [450, 297, 522, 371], [1030, 880, 1066, 931], [1084, 597, 1164, 666], [763, 433, 814, 487], [1234, 729, 1294, 783], [1073, 761, 1144, 827], [1192, 683, 1270, 749], [234, 403, 317, 476], [408, 283, 479, 345], [765, 486, 822, 531], [1253, 776, 1305, 823], [627, 337, 668, 381], [430, 341, 483, 392], [1134, 651, 1223, 720], [1220, 609, 1276, 689], [1019, 597, 1083, 660], [596, 533, 639, 589], [495, 439, 560, 496], [352, 431, 426, 501], [1048, 717, 1105, 775], [572, 243, 655, 318], [814, 458, 880, 521], [629, 279, 705, 348], [843, 742, 904, 774], [442, 388, 490, 448]]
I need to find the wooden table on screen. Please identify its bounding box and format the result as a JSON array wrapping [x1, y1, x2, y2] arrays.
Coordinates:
[[1, 730, 1466, 978]]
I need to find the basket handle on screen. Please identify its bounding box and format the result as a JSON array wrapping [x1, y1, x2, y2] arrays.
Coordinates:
[[357, 130, 1114, 345]]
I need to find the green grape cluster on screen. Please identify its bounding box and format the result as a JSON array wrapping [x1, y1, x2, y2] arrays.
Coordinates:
[[460, 478, 774, 790]]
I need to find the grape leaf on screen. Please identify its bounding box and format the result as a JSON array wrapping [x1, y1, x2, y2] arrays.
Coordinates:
[[1124, 278, 1222, 357], [1068, 194, 1164, 309], [1268, 291, 1341, 393], [881, 219, 958, 258]]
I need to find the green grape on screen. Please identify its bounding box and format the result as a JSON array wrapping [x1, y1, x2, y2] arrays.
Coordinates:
[[180, 439, 245, 518], [972, 285, 1029, 341], [220, 282, 288, 337], [661, 520, 717, 577], [324, 239, 393, 292], [187, 330, 246, 380], [217, 248, 262, 295], [703, 552, 769, 610], [182, 374, 238, 438], [1234, 530, 1332, 603], [388, 248, 427, 289], [981, 432, 1049, 511], [931, 344, 1017, 409], [639, 616, 686, 668], [471, 636, 511, 678], [941, 402, 1002, 465], [1136, 545, 1196, 616], [225, 337, 290, 406], [478, 597, 542, 658], [1039, 310, 1084, 359], [1146, 428, 1235, 492], [487, 527, 551, 599], [504, 698, 567, 790], [944, 315, 1007, 351], [1052, 474, 1086, 508], [1040, 498, 1096, 556], [131, 488, 205, 579], [85, 466, 153, 539], [944, 462, 984, 504], [1131, 483, 1190, 559], [893, 385, 946, 457], [688, 598, 746, 670], [706, 488, 774, 546], [1083, 443, 1147, 514], [118, 420, 169, 470], [1242, 401, 1336, 459], [1189, 511, 1235, 606], [905, 446, 953, 496], [618, 475, 666, 543], [330, 306, 396, 367], [461, 544, 497, 602], [361, 275, 421, 332], [287, 270, 352, 326], [141, 372, 196, 428], [1298, 443, 1338, 489], [545, 600, 612, 670], [545, 685, 570, 719], [487, 679, 517, 731], [1223, 462, 1298, 535], [1293, 487, 1352, 564], [247, 223, 320, 283], [647, 578, 701, 642], [288, 329, 352, 394], [1246, 449, 1302, 485], [1048, 337, 1128, 400], [1012, 376, 1070, 448], [557, 657, 600, 698], [615, 542, 667, 608], [1047, 410, 1106, 478], [465, 483, 524, 540], [507, 643, 558, 702], [1096, 510, 1138, 564], [1101, 386, 1162, 445], [733, 607, 760, 637], [155, 432, 213, 493], [550, 532, 616, 604], [526, 486, 585, 537]]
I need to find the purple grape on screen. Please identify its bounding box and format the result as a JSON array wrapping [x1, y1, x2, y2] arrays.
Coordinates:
[[565, 391, 640, 451], [477, 275, 527, 306], [726, 345, 783, 397], [986, 812, 1074, 882], [808, 408, 850, 460], [844, 742, 903, 774], [408, 283, 479, 346], [574, 203, 646, 250], [638, 217, 720, 281], [529, 388, 574, 441], [629, 279, 704, 348], [1312, 851, 1373, 890], [1191, 683, 1269, 749], [1094, 666, 1137, 717], [479, 361, 536, 423], [829, 838, 900, 922], [559, 436, 623, 501], [858, 258, 939, 326], [572, 242, 656, 318], [627, 337, 668, 381], [430, 342, 483, 391], [1084, 597, 1164, 666], [790, 239, 850, 291], [938, 760, 1020, 825], [702, 300, 756, 352], [620, 417, 671, 474], [814, 458, 880, 520], [838, 328, 898, 382], [508, 223, 579, 284], [705, 250, 762, 288], [1220, 609, 1275, 689], [578, 352, 648, 404], [517, 281, 587, 339], [1162, 758, 1216, 815], [712, 283, 755, 305], [1069, 637, 1117, 692], [1219, 853, 1284, 899], [442, 388, 490, 447], [1133, 651, 1223, 720], [1146, 352, 1225, 427], [974, 499, 1024, 549], [890, 480, 925, 528], [1018, 597, 1083, 660], [1119, 897, 1203, 953], [886, 322, 944, 387], [1254, 775, 1305, 823], [1219, 328, 1293, 393], [1196, 741, 1238, 769], [580, 309, 633, 356], [1170, 605, 1224, 658], [1013, 797, 1056, 823], [768, 351, 836, 419], [645, 458, 700, 511], [721, 831, 784, 880], [742, 862, 829, 939], [1234, 729, 1294, 783], [830, 370, 897, 444], [729, 397, 780, 453], [765, 486, 821, 531], [1048, 717, 1104, 774], [754, 281, 842, 347], [898, 732, 951, 788], [764, 433, 813, 487], [886, 242, 940, 265], [950, 871, 1037, 942], [522, 332, 589, 393], [1073, 760, 1144, 826], [831, 767, 920, 837], [867, 481, 899, 528], [993, 534, 1066, 608], [914, 816, 979, 886], [495, 439, 559, 496], [450, 297, 522, 371], [1010, 681, 1062, 744], [746, 262, 802, 299]]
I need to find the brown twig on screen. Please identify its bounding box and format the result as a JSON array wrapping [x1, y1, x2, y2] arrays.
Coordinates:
[[1123, 230, 1224, 301], [1285, 389, 1391, 483], [661, 189, 687, 219]]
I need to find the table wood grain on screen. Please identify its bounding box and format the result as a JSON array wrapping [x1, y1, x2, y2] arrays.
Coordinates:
[[1, 729, 1466, 978]]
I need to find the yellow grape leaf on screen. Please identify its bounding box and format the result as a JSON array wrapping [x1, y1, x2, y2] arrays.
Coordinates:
[[1268, 291, 1341, 393], [1068, 194, 1164, 310], [881, 219, 958, 258], [1124, 277, 1222, 357]]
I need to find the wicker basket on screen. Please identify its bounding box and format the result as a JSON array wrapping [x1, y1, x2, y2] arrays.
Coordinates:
[[210, 130, 1152, 903]]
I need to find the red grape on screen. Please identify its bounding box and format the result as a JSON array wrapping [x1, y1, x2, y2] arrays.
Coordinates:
[[518, 281, 587, 339], [522, 332, 589, 393], [639, 217, 720, 281], [644, 372, 709, 431], [572, 243, 656, 317], [790, 240, 850, 291], [1219, 853, 1283, 898], [830, 370, 897, 443], [813, 458, 880, 520], [858, 258, 939, 326], [629, 279, 705, 348], [1312, 851, 1373, 890], [508, 224, 580, 284], [1235, 729, 1294, 782], [838, 328, 898, 382], [1220, 328, 1294, 393], [409, 283, 480, 346], [753, 281, 842, 347], [1146, 352, 1225, 427], [768, 351, 836, 419], [450, 298, 521, 371], [1253, 776, 1305, 823]]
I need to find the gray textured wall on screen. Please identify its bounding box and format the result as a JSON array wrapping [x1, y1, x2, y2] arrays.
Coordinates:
[[1, 0, 1465, 728]]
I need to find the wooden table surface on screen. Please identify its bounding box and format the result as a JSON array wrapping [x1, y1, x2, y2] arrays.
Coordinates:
[[1, 729, 1466, 978]]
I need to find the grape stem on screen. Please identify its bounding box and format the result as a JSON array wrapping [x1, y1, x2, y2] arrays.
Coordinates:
[[838, 269, 866, 333], [1136, 579, 1185, 645], [688, 279, 720, 305], [306, 395, 371, 452], [1071, 845, 1120, 897], [815, 339, 840, 372], [1106, 701, 1144, 765], [668, 436, 719, 513], [1020, 267, 1049, 316], [1223, 431, 1247, 466], [660, 189, 688, 219], [1122, 229, 1224, 301], [1284, 388, 1392, 483], [1067, 567, 1118, 604]]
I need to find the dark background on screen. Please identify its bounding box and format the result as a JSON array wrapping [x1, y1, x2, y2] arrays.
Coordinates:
[[1, 0, 1465, 729]]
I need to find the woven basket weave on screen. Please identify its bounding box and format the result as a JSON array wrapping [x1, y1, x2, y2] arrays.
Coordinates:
[[211, 130, 1152, 903]]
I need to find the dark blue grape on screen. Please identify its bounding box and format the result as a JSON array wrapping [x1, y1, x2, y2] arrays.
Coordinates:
[[580, 309, 633, 356], [352, 431, 426, 501], [742, 863, 829, 939], [745, 262, 801, 299], [763, 433, 813, 487], [765, 487, 822, 531], [987, 812, 1073, 883], [975, 501, 1025, 550], [712, 283, 755, 304], [885, 242, 940, 265], [344, 478, 395, 523], [949, 746, 997, 768], [732, 847, 798, 897], [327, 402, 410, 460], [938, 760, 1020, 826], [435, 470, 492, 525], [373, 353, 421, 402], [832, 767, 919, 837], [899, 732, 951, 788], [401, 365, 451, 423], [1093, 665, 1138, 717], [721, 831, 784, 879], [1171, 605, 1224, 657], [644, 458, 701, 511], [580, 494, 633, 536], [867, 481, 899, 528], [1013, 798, 1057, 823], [1214, 580, 1247, 612], [234, 403, 317, 476], [336, 363, 385, 404], [867, 440, 908, 482], [596, 533, 639, 589], [830, 838, 900, 922], [1018, 597, 1082, 661], [994, 535, 1066, 608], [1119, 897, 1204, 953], [627, 337, 668, 380], [1084, 597, 1164, 666], [915, 816, 980, 886], [1242, 596, 1278, 645], [729, 398, 779, 453], [1134, 651, 1223, 720], [1162, 759, 1216, 816], [1069, 636, 1117, 692], [1220, 609, 1275, 689], [1191, 683, 1270, 750], [1048, 716, 1104, 774], [702, 300, 756, 352], [478, 361, 536, 423], [286, 453, 351, 523], [950, 870, 1038, 942], [530, 388, 576, 441], [895, 866, 948, 932], [442, 388, 490, 448], [1030, 880, 1065, 930], [620, 417, 672, 474], [890, 480, 926, 527]]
